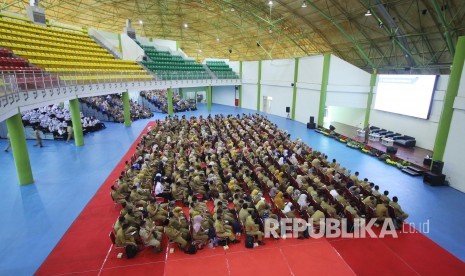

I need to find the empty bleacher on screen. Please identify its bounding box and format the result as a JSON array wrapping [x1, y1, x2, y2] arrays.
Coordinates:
[[0, 14, 152, 86], [206, 60, 239, 79], [139, 45, 210, 80]]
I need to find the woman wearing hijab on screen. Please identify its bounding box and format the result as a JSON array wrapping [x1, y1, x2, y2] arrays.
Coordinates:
[[283, 202, 296, 218], [297, 194, 308, 209], [274, 191, 285, 210], [192, 215, 209, 243]]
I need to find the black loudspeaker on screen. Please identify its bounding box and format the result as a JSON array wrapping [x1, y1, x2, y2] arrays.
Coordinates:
[[286, 107, 290, 113], [309, 116, 314, 124], [423, 172, 446, 186], [431, 160, 444, 175], [386, 146, 398, 154], [329, 125, 336, 131], [307, 123, 316, 129]]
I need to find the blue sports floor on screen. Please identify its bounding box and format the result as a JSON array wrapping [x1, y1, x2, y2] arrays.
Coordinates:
[[1, 104, 465, 275]]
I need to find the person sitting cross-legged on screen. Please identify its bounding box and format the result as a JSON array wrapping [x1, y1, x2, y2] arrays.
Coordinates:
[[214, 215, 240, 244], [389, 196, 409, 221], [245, 211, 265, 245], [139, 220, 162, 253]]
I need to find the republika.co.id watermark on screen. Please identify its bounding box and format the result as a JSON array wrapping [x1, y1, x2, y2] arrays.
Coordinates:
[[264, 218, 430, 239]]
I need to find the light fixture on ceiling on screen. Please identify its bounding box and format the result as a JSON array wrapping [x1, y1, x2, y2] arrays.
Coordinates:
[[139, 20, 143, 25], [301, 1, 307, 8], [365, 9, 372, 16], [268, 1, 273, 6], [216, 37, 220, 42], [269, 28, 272, 33], [184, 23, 188, 28], [198, 49, 202, 53], [230, 8, 235, 12]]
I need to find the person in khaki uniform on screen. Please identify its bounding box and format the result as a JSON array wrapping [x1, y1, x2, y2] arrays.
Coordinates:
[[115, 223, 137, 247], [168, 212, 190, 240], [214, 215, 240, 244], [390, 196, 409, 221], [139, 220, 162, 253], [375, 202, 389, 222], [164, 219, 188, 249], [311, 210, 325, 227], [245, 213, 265, 245], [147, 200, 168, 222]]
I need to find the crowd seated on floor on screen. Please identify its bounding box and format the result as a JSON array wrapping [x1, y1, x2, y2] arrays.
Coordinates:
[[140, 90, 197, 113], [110, 114, 408, 256], [21, 104, 105, 138], [81, 94, 153, 122]]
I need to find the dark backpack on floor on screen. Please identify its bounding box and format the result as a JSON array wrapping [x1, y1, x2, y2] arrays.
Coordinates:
[[245, 235, 254, 248], [125, 244, 138, 259], [185, 243, 198, 254]]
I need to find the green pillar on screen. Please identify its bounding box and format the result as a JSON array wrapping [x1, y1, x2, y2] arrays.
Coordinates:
[[176, 41, 180, 51], [207, 86, 212, 112], [69, 98, 84, 146], [179, 88, 183, 98], [318, 53, 331, 126], [364, 69, 377, 127], [167, 87, 174, 116], [291, 57, 299, 120], [122, 91, 131, 127], [118, 33, 122, 53], [6, 112, 34, 185], [239, 61, 243, 108], [432, 36, 465, 161], [257, 60, 262, 112]]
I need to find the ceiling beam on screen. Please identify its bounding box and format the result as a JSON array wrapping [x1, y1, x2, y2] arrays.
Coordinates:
[[304, 0, 376, 68], [431, 0, 455, 56]]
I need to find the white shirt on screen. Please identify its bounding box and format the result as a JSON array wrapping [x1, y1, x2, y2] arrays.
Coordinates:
[[154, 182, 164, 195]]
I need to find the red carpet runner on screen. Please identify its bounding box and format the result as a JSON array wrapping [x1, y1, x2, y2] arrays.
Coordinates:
[[37, 122, 465, 275]]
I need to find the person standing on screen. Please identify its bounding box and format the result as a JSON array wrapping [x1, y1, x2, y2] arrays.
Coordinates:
[[33, 127, 43, 148], [4, 133, 11, 152], [364, 124, 370, 144], [66, 124, 73, 143]]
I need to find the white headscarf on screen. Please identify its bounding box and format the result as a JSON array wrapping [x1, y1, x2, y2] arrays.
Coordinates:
[[283, 202, 293, 213], [278, 157, 284, 166], [297, 194, 308, 208], [193, 215, 203, 232]]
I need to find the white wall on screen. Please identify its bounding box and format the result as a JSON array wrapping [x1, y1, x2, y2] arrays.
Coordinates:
[[120, 34, 144, 61], [241, 61, 259, 111], [326, 55, 371, 108], [88, 28, 121, 56], [258, 59, 295, 117], [261, 59, 295, 87], [328, 106, 366, 128], [370, 75, 448, 150], [212, 86, 236, 106], [261, 85, 293, 117], [229, 61, 240, 75], [295, 55, 325, 124]]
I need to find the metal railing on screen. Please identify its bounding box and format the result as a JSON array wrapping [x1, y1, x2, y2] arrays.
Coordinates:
[[0, 69, 241, 97], [0, 70, 153, 96]]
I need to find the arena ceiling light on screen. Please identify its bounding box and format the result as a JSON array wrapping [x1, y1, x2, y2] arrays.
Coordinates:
[[301, 1, 307, 8], [268, 1, 273, 6], [139, 20, 143, 25], [365, 9, 372, 16], [184, 23, 188, 28]]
